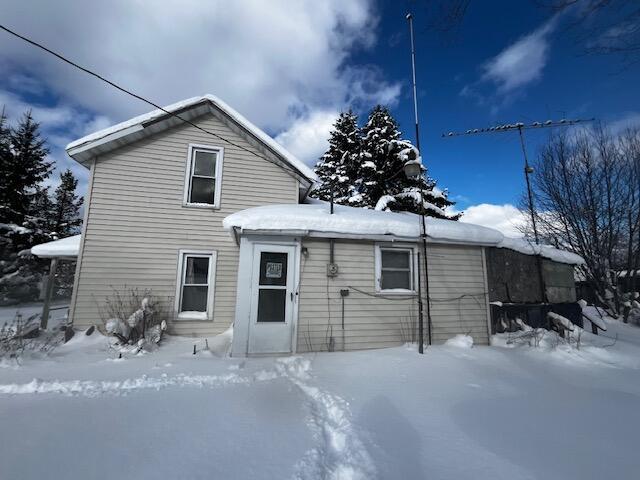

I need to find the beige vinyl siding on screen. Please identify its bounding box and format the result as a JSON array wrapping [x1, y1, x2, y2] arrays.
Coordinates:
[[296, 239, 489, 352], [71, 112, 298, 335]]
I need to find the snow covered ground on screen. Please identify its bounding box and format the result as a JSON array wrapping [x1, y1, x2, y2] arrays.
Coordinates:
[[1, 312, 640, 479]]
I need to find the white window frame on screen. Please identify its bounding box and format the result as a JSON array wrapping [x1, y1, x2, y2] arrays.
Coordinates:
[[183, 144, 224, 208], [374, 244, 417, 294], [174, 250, 217, 321]]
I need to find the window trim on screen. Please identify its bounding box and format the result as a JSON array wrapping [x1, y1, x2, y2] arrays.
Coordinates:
[[174, 249, 217, 321], [374, 244, 417, 294], [182, 144, 224, 209]]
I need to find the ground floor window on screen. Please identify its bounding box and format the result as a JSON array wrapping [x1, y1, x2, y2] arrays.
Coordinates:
[[175, 250, 216, 320], [375, 245, 416, 293]]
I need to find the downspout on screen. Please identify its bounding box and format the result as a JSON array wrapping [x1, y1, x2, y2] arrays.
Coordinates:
[[231, 226, 240, 247]]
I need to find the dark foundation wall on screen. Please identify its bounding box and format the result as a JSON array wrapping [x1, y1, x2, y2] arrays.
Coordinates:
[[486, 248, 576, 304]]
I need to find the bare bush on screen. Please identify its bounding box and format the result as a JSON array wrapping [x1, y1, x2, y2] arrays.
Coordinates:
[[0, 311, 63, 362]]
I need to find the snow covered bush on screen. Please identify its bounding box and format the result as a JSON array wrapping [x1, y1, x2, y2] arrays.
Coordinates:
[[98, 287, 169, 349]]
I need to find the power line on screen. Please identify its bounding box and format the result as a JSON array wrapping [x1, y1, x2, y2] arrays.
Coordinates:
[[0, 24, 285, 170]]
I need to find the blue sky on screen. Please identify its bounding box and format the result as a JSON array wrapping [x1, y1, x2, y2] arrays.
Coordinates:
[[1, 0, 638, 234]]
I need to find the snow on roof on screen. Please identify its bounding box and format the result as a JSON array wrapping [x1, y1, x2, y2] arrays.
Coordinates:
[[224, 202, 585, 264], [496, 236, 585, 265], [66, 94, 317, 182], [31, 235, 81, 258], [224, 203, 503, 246]]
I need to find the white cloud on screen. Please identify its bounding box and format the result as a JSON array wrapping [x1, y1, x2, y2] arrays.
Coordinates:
[[0, 0, 402, 196], [459, 203, 527, 238], [481, 18, 557, 94], [0, 0, 399, 132], [462, 15, 559, 105], [275, 110, 337, 165]]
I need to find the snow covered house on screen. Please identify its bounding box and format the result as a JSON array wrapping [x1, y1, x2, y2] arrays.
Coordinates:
[[60, 95, 583, 356]]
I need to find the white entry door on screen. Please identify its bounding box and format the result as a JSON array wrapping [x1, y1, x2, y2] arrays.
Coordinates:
[[248, 244, 296, 354]]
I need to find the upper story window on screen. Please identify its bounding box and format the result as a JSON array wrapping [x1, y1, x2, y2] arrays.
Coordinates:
[[375, 245, 416, 293], [183, 144, 223, 208]]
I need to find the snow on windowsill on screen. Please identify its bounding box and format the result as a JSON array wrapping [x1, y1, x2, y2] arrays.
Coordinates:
[[177, 311, 209, 321], [376, 289, 418, 296], [183, 202, 219, 210]]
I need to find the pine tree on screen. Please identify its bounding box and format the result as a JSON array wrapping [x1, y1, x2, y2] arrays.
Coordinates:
[[354, 105, 458, 219], [0, 109, 13, 222], [311, 111, 361, 203], [0, 110, 54, 305], [2, 111, 51, 225], [51, 169, 83, 238], [353, 105, 403, 208]]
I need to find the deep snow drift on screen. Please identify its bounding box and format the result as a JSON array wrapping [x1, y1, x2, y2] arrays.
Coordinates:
[[1, 313, 639, 480]]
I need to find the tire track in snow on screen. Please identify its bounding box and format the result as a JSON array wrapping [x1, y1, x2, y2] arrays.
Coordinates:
[[0, 370, 280, 397], [276, 357, 376, 480]]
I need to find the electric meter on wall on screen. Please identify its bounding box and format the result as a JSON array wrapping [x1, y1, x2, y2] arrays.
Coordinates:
[[327, 263, 339, 277]]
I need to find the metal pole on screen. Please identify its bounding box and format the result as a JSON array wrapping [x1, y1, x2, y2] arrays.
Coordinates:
[[420, 188, 433, 347], [406, 13, 420, 152], [416, 252, 424, 347], [407, 11, 431, 352], [517, 126, 539, 244], [40, 257, 58, 330]]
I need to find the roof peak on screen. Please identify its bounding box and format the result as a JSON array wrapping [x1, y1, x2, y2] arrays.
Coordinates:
[[66, 94, 316, 182]]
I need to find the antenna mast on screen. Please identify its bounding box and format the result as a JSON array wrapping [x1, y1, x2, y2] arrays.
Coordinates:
[[442, 118, 594, 243], [406, 13, 421, 151]]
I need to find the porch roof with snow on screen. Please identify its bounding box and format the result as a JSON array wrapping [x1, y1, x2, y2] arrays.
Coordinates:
[[223, 202, 585, 265], [30, 235, 81, 259], [65, 94, 316, 186]]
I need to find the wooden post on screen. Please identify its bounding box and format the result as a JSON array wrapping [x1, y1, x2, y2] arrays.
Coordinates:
[[40, 257, 58, 330]]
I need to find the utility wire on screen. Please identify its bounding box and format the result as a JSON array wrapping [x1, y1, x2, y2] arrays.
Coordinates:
[[0, 24, 287, 169]]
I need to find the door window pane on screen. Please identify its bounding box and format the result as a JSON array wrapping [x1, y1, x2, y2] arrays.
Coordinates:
[[185, 257, 209, 284], [257, 289, 286, 322], [190, 177, 215, 204], [193, 150, 216, 176], [181, 285, 208, 312], [259, 252, 288, 286]]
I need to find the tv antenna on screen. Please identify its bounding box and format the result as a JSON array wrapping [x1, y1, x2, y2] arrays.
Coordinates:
[[442, 118, 594, 243]]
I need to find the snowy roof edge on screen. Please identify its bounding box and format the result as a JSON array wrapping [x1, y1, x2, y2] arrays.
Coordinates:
[[223, 203, 585, 265], [66, 94, 317, 182], [31, 235, 81, 258]]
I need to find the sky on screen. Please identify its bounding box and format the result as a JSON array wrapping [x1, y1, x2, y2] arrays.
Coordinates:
[[1, 0, 639, 237]]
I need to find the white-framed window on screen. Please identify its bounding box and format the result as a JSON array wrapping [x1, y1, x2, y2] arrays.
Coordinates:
[[183, 144, 224, 208], [175, 250, 217, 320], [375, 245, 416, 293]]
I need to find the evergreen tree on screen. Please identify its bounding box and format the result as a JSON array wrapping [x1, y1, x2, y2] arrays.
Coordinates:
[[311, 111, 361, 203], [353, 105, 457, 219], [0, 110, 55, 305], [0, 109, 12, 221], [354, 105, 405, 208], [2, 111, 51, 225], [51, 169, 83, 237]]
